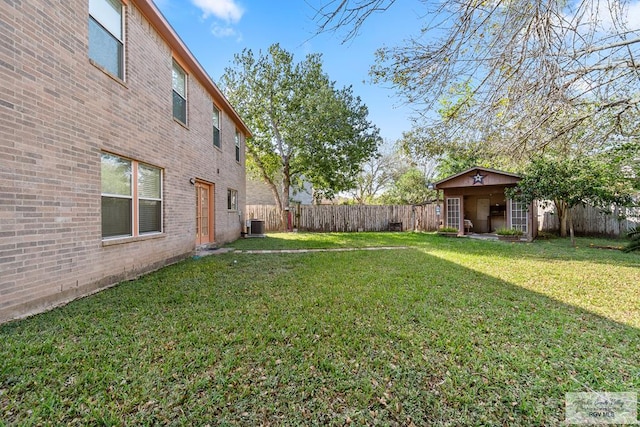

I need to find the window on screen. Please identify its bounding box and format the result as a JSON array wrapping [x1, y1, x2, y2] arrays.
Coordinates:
[[138, 164, 162, 234], [213, 105, 221, 148], [172, 61, 187, 124], [509, 199, 528, 233], [101, 153, 132, 238], [101, 153, 162, 239], [446, 197, 460, 230], [227, 189, 238, 211], [235, 130, 241, 162], [89, 0, 124, 79]]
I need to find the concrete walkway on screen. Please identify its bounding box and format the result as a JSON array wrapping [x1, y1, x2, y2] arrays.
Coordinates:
[[194, 246, 411, 258], [193, 247, 235, 258], [236, 246, 411, 254]]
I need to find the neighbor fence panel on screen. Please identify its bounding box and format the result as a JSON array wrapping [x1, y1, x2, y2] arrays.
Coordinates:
[[245, 205, 281, 230], [245, 204, 440, 232], [537, 203, 640, 237]]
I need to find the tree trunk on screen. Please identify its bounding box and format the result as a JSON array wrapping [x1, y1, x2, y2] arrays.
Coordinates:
[[554, 199, 568, 237], [281, 162, 291, 231], [568, 206, 576, 247]]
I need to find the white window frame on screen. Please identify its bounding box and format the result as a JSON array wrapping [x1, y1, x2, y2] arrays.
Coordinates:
[[234, 129, 241, 162], [137, 163, 163, 236], [213, 105, 221, 149], [446, 197, 461, 230], [509, 199, 528, 233], [227, 189, 238, 211], [88, 0, 125, 79], [172, 60, 187, 125]]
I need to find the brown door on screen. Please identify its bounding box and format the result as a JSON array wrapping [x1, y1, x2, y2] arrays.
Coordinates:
[[195, 181, 214, 245]]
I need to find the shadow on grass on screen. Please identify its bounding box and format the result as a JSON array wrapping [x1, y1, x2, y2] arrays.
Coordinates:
[[1, 247, 638, 425]]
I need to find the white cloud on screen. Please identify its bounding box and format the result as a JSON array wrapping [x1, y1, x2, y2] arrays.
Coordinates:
[[211, 23, 243, 41], [592, 0, 640, 32], [191, 0, 244, 23], [624, 0, 640, 26]]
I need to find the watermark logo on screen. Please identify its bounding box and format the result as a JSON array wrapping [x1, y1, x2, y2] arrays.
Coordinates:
[[566, 392, 637, 425]]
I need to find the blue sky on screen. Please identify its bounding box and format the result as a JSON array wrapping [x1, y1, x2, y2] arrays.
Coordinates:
[[154, 0, 427, 143]]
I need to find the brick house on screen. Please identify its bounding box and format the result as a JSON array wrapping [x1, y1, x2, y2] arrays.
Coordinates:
[[0, 0, 251, 323]]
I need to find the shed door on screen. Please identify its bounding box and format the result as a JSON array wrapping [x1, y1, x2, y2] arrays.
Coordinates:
[[476, 198, 490, 233], [196, 181, 214, 245]]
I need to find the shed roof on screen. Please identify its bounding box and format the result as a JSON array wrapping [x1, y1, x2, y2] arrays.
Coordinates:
[[434, 167, 521, 190]]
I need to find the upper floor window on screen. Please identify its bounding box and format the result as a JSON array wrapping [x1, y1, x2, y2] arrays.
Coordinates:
[[89, 0, 124, 79], [235, 130, 241, 162], [213, 105, 221, 148], [172, 61, 187, 124]]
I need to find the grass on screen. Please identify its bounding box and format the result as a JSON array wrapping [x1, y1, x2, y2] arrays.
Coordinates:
[[1, 232, 639, 425]]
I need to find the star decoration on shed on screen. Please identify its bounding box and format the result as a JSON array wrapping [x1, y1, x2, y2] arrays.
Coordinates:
[[471, 172, 485, 184]]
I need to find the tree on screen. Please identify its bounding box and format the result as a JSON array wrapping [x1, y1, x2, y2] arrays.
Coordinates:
[[348, 151, 396, 204], [314, 0, 640, 157], [380, 167, 436, 205], [221, 44, 381, 228], [506, 156, 634, 244]]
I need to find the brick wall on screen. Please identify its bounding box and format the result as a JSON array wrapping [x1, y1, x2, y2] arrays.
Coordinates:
[[0, 0, 247, 323]]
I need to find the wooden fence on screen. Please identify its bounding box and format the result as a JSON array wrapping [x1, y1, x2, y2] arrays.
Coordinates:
[[538, 203, 640, 237], [246, 204, 440, 232], [247, 203, 640, 236]]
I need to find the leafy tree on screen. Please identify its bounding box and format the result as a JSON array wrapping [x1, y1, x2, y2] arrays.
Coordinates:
[[221, 44, 380, 227], [507, 156, 634, 245], [380, 167, 436, 205]]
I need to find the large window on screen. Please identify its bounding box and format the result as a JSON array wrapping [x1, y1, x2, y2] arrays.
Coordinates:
[[172, 61, 187, 124], [101, 153, 132, 237], [446, 197, 460, 230], [234, 129, 241, 162], [227, 189, 238, 211], [509, 199, 528, 233], [89, 0, 124, 79], [213, 105, 221, 148], [101, 153, 162, 239], [138, 164, 162, 234]]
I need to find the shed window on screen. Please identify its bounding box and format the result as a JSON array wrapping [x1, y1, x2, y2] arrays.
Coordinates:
[[509, 200, 528, 233], [446, 198, 460, 230]]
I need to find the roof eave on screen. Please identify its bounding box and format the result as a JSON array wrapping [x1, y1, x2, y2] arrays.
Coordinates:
[[434, 166, 521, 188]]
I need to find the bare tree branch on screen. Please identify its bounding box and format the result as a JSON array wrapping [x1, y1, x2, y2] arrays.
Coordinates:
[[309, 0, 396, 40]]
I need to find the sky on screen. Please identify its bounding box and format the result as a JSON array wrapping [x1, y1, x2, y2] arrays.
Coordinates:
[[154, 0, 427, 143]]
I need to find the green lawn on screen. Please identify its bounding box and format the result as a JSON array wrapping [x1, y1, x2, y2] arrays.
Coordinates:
[[1, 233, 639, 425]]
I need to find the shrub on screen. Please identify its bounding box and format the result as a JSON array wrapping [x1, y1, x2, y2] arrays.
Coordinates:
[[496, 227, 524, 236], [438, 226, 459, 233], [623, 227, 640, 253]]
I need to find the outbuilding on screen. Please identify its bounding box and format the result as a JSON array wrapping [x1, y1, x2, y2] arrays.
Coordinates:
[[433, 167, 537, 241]]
